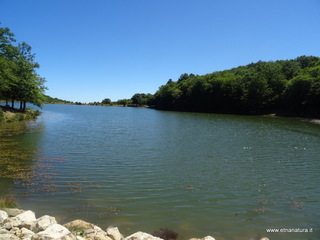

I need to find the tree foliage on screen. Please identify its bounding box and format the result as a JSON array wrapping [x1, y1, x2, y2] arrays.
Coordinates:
[[101, 98, 111, 105], [152, 56, 320, 117], [0, 23, 46, 110], [131, 93, 153, 106]]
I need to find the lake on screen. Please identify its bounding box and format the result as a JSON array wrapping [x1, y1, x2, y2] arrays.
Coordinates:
[[0, 104, 319, 240]]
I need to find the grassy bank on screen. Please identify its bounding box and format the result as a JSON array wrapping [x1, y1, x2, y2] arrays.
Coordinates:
[[0, 106, 41, 123], [0, 196, 18, 209]]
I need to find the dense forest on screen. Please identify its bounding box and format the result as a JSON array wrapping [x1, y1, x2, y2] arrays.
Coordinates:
[[0, 24, 46, 110], [148, 56, 320, 117]]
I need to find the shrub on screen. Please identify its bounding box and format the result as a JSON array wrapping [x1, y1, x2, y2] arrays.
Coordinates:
[[0, 196, 18, 209]]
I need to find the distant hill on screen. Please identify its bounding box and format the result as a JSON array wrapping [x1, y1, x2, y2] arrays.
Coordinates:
[[43, 95, 73, 104]]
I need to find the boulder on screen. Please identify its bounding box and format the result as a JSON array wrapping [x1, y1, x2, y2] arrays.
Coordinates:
[[106, 226, 124, 240], [83, 226, 112, 240], [64, 219, 113, 240], [32, 215, 57, 232], [3, 210, 36, 230], [33, 223, 75, 240], [189, 237, 215, 240], [0, 228, 10, 234], [64, 219, 95, 232], [14, 227, 35, 240], [4, 208, 24, 217], [0, 210, 8, 223], [16, 210, 37, 223], [125, 232, 163, 240], [0, 233, 20, 240]]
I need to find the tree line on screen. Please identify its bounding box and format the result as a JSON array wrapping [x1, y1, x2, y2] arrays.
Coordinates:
[[147, 56, 320, 117], [0, 23, 46, 110], [100, 55, 319, 118]]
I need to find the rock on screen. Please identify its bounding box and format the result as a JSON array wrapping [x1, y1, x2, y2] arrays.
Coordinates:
[[34, 223, 75, 240], [83, 226, 112, 240], [260, 238, 269, 240], [75, 237, 86, 240], [16, 210, 37, 223], [3, 210, 37, 230], [64, 219, 95, 232], [125, 232, 164, 240], [190, 237, 216, 240], [64, 219, 112, 240], [4, 208, 25, 217], [0, 228, 10, 234], [0, 233, 20, 240], [15, 227, 35, 240], [106, 226, 124, 240], [32, 215, 57, 232], [0, 210, 9, 223]]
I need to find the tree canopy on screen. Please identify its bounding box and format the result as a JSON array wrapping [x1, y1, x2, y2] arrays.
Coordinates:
[[151, 56, 320, 117], [0, 23, 46, 110]]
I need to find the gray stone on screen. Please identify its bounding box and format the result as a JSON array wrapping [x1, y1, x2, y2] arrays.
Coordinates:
[[84, 227, 112, 240], [0, 210, 8, 223], [32, 215, 57, 232], [189, 237, 216, 240], [16, 210, 37, 223], [0, 228, 10, 234], [14, 227, 35, 240], [64, 219, 95, 232], [3, 219, 15, 230], [34, 223, 74, 240], [0, 233, 20, 240], [75, 237, 86, 240], [106, 226, 124, 240], [125, 232, 163, 240], [3, 210, 37, 229], [4, 208, 24, 217]]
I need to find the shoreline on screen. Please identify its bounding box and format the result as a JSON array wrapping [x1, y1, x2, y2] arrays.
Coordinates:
[[0, 208, 270, 240], [0, 106, 40, 123]]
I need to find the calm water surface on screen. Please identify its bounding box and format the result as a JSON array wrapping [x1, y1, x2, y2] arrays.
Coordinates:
[[1, 104, 319, 240]]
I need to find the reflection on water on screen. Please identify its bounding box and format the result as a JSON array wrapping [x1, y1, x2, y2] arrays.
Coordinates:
[[0, 105, 320, 240]]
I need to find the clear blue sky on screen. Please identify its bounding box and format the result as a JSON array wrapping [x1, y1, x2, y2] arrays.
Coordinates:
[[1, 0, 319, 103]]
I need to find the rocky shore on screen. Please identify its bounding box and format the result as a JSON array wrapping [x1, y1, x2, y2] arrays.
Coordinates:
[[0, 208, 269, 240]]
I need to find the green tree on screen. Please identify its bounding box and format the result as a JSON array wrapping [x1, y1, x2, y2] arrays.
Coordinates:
[[13, 42, 46, 110], [102, 98, 111, 105], [131, 93, 153, 106], [152, 56, 320, 117], [0, 24, 46, 110], [117, 99, 132, 106], [284, 75, 312, 115]]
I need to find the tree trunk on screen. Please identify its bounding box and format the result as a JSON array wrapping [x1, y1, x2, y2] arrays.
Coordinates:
[[20, 101, 23, 110], [23, 101, 26, 111], [11, 99, 14, 108]]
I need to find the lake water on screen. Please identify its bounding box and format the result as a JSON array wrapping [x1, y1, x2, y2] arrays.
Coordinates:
[[1, 104, 319, 240]]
